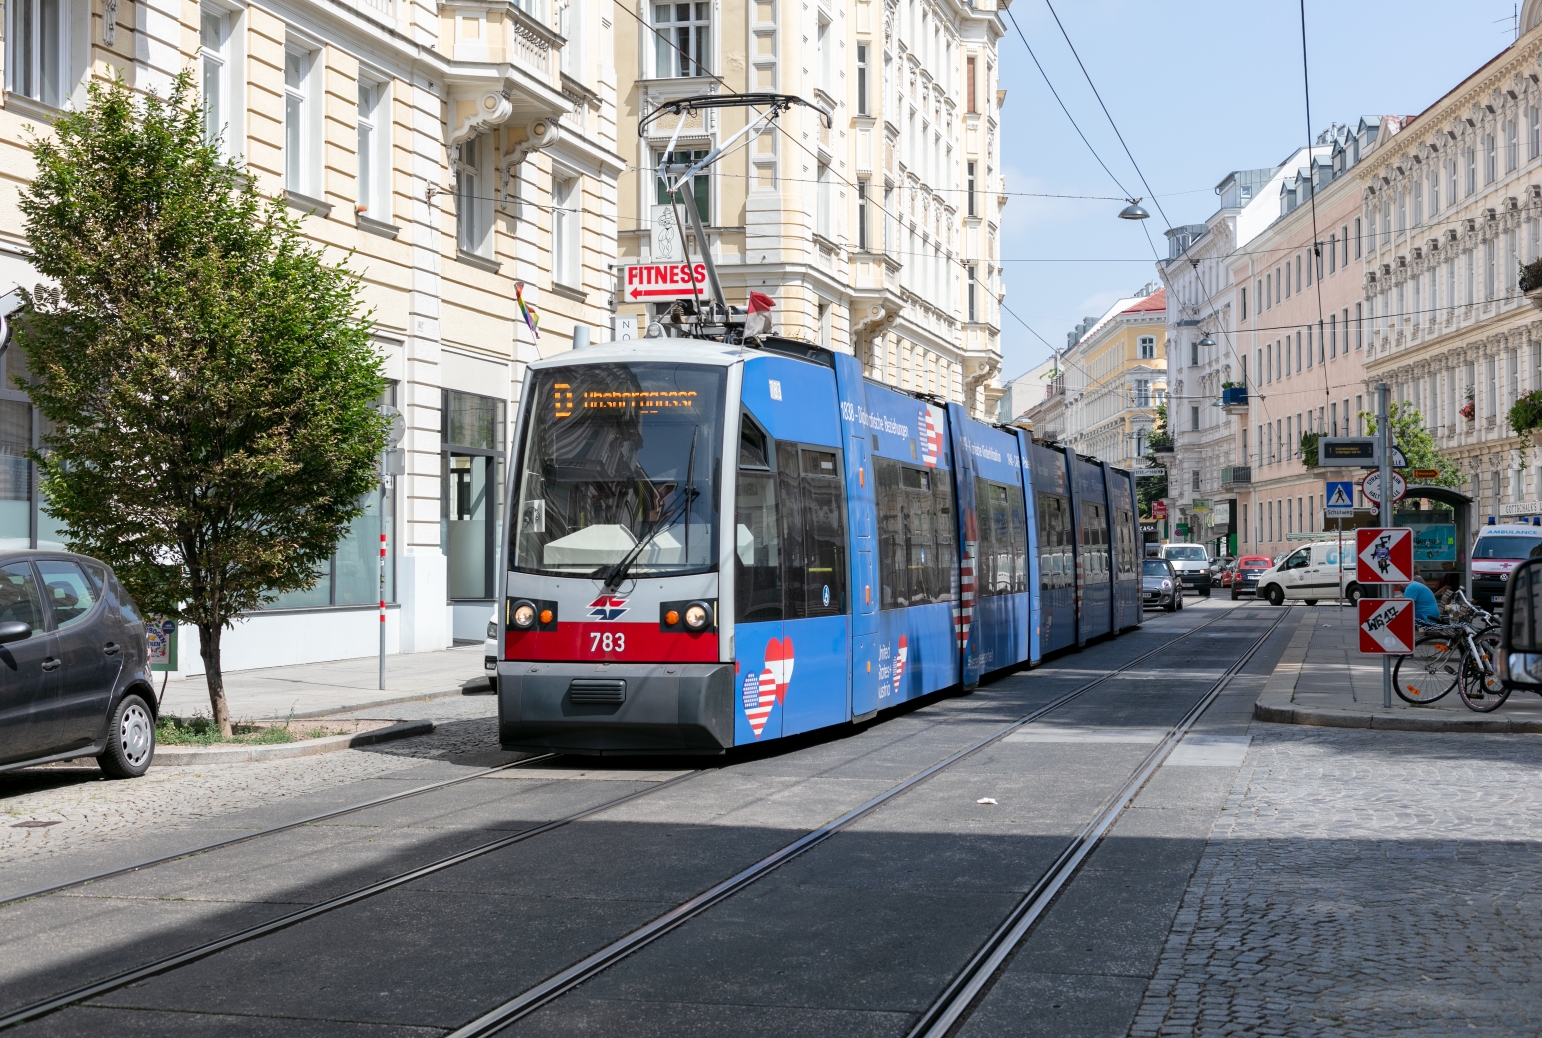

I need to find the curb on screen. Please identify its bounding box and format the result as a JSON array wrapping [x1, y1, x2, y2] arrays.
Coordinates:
[[151, 719, 434, 766], [1254, 700, 1542, 733], [157, 683, 480, 722]]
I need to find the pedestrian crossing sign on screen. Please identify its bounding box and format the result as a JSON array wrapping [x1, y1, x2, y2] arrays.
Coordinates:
[[1325, 480, 1355, 518]]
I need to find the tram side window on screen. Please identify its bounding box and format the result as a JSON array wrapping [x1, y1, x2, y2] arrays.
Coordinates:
[[1036, 492, 1073, 591], [794, 448, 847, 616], [975, 477, 1026, 596], [735, 418, 782, 623], [1114, 509, 1135, 578], [875, 457, 955, 608], [1080, 501, 1111, 584]]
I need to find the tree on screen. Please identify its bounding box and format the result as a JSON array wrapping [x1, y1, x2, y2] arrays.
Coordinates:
[[17, 74, 387, 734], [1360, 402, 1465, 490], [1137, 403, 1168, 516]]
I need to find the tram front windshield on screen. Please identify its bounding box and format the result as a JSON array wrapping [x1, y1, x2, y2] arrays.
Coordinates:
[[512, 362, 725, 577]]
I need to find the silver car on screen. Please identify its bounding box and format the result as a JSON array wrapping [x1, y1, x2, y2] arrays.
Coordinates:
[[1142, 558, 1181, 612]]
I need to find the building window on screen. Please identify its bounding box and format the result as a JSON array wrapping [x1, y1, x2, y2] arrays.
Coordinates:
[[1412, 181, 1422, 226], [1355, 302, 1363, 349], [284, 45, 315, 195], [966, 55, 976, 112], [816, 14, 830, 93], [1506, 118, 1519, 173], [815, 161, 830, 238], [200, 9, 230, 150], [1429, 170, 1439, 216], [442, 390, 506, 602], [1191, 470, 1200, 492], [1353, 217, 1362, 258], [1189, 338, 1198, 367], [856, 182, 869, 250], [1190, 405, 1199, 432], [356, 79, 387, 220], [653, 2, 710, 78], [966, 161, 976, 218], [1139, 335, 1155, 360], [552, 172, 580, 286], [1531, 106, 1540, 161], [1485, 238, 1496, 300], [966, 265, 977, 322], [456, 136, 491, 256], [1134, 380, 1150, 407], [5, 0, 69, 107], [655, 148, 709, 222], [267, 385, 398, 610], [856, 44, 869, 115], [1466, 145, 1478, 194]]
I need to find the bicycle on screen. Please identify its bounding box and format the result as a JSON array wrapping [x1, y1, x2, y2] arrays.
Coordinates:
[[1391, 592, 1506, 711]]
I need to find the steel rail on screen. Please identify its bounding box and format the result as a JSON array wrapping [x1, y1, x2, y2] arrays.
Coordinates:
[[0, 769, 707, 1031], [906, 607, 1290, 1038], [443, 605, 1254, 1038], [0, 754, 563, 911]]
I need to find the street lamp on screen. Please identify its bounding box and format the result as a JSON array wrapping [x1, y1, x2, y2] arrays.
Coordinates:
[[1197, 334, 1216, 348], [1118, 198, 1150, 220]]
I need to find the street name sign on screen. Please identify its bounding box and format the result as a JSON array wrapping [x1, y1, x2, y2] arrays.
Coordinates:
[[1412, 468, 1441, 480], [1358, 598, 1415, 654], [1356, 527, 1414, 585], [1325, 480, 1355, 518], [620, 263, 710, 301], [1361, 470, 1407, 505]]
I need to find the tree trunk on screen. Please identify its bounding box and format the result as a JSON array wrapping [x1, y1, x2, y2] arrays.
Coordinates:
[[198, 623, 232, 736]]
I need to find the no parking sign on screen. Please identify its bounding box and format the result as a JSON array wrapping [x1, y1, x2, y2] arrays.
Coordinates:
[[1358, 598, 1415, 654]]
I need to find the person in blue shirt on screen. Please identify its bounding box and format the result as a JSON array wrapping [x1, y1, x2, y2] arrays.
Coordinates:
[[1403, 575, 1442, 626]]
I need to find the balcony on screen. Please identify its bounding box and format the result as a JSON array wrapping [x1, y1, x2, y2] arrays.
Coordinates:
[[1221, 386, 1248, 416], [1220, 465, 1251, 490]]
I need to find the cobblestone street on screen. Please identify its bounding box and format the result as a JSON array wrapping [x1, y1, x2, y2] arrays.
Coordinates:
[[1131, 724, 1542, 1037]]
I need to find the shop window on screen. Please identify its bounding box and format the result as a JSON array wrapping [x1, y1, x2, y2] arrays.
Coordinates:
[[442, 388, 506, 601]]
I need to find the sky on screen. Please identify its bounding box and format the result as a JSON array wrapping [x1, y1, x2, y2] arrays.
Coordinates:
[[995, 0, 1525, 383]]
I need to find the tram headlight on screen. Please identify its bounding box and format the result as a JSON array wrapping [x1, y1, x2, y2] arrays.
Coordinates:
[[683, 601, 712, 630], [511, 601, 537, 629]]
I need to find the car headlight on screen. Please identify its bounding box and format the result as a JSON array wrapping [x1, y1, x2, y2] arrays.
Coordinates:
[[683, 601, 712, 630], [487, 620, 497, 639], [511, 601, 537, 628], [1161, 580, 1172, 590]]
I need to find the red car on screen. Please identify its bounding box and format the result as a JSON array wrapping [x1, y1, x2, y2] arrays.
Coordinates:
[[1230, 555, 1275, 600]]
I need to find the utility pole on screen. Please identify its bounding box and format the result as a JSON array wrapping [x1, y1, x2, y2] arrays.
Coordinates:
[[1377, 382, 1392, 709]]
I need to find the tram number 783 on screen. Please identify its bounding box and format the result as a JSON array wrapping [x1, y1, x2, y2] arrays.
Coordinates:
[[589, 631, 626, 653]]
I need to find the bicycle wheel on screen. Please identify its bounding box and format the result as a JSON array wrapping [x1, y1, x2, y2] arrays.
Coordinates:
[[1458, 631, 1511, 712], [1393, 632, 1462, 704]]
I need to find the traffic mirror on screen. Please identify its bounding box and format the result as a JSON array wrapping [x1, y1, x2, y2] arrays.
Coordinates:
[[1500, 557, 1542, 687]]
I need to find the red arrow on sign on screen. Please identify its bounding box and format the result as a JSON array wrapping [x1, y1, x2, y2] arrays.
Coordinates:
[[1356, 527, 1414, 585], [1358, 597, 1414, 654], [629, 286, 699, 299]]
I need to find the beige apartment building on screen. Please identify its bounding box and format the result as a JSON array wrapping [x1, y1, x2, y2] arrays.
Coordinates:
[[0, 0, 620, 668], [1357, 4, 1542, 521], [612, 0, 1006, 416], [1055, 286, 1167, 468], [1231, 127, 1377, 561]]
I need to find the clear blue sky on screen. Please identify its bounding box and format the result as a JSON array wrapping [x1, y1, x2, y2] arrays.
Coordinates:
[[996, 0, 1522, 382]]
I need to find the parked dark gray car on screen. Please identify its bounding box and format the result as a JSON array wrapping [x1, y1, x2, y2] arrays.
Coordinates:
[[0, 551, 156, 777]]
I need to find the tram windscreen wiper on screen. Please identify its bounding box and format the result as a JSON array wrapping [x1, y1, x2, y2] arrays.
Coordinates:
[[601, 428, 698, 591]]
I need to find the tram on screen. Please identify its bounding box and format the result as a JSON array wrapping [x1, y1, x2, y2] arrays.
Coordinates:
[[495, 333, 1143, 755]]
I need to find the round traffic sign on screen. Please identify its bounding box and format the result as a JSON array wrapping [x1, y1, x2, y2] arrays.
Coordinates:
[[1361, 470, 1407, 505]]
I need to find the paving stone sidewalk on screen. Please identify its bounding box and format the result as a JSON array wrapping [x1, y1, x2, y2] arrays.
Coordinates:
[[1253, 604, 1542, 732], [1128, 725, 1542, 1037], [156, 643, 491, 721]]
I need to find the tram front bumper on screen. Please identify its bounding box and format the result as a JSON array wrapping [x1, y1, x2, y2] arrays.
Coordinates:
[[498, 661, 736, 755]]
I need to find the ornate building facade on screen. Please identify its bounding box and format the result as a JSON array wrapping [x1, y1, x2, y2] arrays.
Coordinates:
[[1, 0, 621, 668], [1357, 10, 1542, 519], [612, 0, 1006, 417]]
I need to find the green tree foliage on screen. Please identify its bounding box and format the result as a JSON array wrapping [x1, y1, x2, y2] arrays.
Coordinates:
[[1138, 403, 1168, 516], [17, 74, 386, 734], [1360, 402, 1465, 490]]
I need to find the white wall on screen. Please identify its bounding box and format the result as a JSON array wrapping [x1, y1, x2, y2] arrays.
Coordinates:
[[168, 605, 401, 678]]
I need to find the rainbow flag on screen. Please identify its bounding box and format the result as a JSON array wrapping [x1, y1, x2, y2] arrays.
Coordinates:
[[515, 283, 540, 340]]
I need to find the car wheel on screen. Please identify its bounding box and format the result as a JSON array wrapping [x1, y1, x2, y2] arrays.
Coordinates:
[[1346, 584, 1362, 605], [1266, 584, 1285, 607], [1176, 594, 1184, 610], [98, 694, 155, 779], [1303, 599, 1318, 606], [1231, 589, 1240, 600], [1201, 587, 1211, 598], [1165, 595, 1177, 613]]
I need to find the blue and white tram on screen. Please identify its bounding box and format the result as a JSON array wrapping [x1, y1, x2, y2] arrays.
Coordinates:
[[496, 336, 1142, 755]]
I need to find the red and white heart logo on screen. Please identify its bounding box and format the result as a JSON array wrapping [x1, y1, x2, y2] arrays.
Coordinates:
[[890, 634, 908, 697], [743, 637, 795, 739]]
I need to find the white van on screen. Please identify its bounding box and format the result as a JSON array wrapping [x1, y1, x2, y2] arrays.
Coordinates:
[[1254, 541, 1364, 606], [1159, 543, 1213, 596]]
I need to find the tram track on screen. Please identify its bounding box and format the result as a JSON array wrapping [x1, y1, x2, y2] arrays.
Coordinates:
[[0, 754, 560, 910], [443, 603, 1281, 1038], [0, 603, 1276, 1035]]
